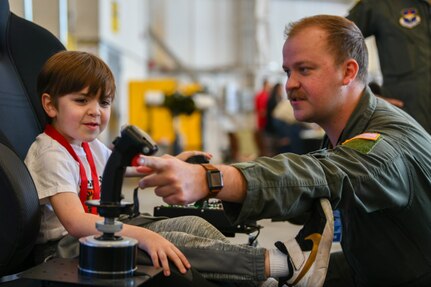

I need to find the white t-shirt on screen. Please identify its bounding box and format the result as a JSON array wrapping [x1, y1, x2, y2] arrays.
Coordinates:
[[24, 133, 111, 243]]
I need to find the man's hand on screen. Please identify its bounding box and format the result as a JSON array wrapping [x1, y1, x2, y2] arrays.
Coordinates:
[[137, 155, 209, 205]]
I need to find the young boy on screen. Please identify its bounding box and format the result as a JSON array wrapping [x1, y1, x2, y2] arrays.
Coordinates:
[[25, 50, 333, 287]]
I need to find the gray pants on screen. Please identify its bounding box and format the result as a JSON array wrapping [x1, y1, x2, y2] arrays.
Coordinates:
[[133, 216, 266, 284], [36, 215, 266, 285]]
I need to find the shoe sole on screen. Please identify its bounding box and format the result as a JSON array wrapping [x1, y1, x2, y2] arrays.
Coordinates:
[[290, 198, 334, 287]]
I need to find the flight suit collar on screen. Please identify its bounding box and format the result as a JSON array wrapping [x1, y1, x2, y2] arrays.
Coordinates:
[[321, 87, 376, 148]]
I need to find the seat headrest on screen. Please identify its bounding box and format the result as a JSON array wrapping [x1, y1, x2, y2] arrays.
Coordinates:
[[0, 3, 65, 159], [0, 0, 11, 55]]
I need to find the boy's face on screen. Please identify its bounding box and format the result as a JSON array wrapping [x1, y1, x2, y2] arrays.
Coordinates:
[[44, 87, 112, 145]]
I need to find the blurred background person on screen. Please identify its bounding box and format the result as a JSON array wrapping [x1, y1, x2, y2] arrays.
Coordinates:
[[272, 94, 306, 155], [254, 78, 271, 156], [264, 82, 283, 156], [347, 0, 431, 133], [266, 82, 305, 155]]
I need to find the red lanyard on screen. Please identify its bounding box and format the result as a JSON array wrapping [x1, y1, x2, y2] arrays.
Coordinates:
[[44, 124, 100, 214]]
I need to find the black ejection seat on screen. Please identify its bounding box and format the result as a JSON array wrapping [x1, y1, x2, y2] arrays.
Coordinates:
[[0, 2, 226, 286], [0, 0, 65, 279]]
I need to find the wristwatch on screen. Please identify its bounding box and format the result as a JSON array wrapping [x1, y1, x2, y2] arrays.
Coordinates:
[[200, 163, 224, 197]]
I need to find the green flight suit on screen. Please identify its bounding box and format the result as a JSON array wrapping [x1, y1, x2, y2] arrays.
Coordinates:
[[347, 0, 431, 134], [225, 88, 431, 286]]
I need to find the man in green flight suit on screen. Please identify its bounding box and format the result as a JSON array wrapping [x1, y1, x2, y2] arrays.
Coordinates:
[[347, 0, 431, 134], [137, 15, 431, 286]]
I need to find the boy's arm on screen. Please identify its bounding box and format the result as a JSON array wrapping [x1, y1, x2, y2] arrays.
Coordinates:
[[50, 192, 101, 238], [49, 191, 190, 276]]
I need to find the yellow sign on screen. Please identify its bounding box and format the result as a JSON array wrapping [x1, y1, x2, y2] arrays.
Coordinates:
[[129, 80, 203, 151], [111, 1, 119, 33]]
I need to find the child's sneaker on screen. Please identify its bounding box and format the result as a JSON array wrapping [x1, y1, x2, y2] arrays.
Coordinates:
[[275, 198, 334, 287]]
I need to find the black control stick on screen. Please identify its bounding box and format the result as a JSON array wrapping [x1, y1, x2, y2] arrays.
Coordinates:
[[79, 125, 158, 277], [87, 125, 158, 220]]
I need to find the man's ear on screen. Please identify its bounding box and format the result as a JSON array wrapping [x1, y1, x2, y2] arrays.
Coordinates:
[[342, 59, 359, 85], [41, 93, 57, 118]]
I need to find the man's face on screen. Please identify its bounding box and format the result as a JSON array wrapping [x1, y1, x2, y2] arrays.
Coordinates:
[[282, 26, 346, 127]]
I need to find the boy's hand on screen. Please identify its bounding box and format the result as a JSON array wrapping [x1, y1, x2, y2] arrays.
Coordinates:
[[138, 229, 191, 276]]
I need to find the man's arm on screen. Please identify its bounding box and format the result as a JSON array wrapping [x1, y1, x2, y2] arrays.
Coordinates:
[[137, 155, 247, 205], [125, 151, 213, 177], [213, 164, 247, 202]]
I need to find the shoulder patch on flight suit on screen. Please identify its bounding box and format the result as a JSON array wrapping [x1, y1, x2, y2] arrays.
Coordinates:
[[399, 8, 421, 29], [342, 133, 381, 154]]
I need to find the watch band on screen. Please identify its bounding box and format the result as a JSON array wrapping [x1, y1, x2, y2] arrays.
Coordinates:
[[200, 163, 223, 197]]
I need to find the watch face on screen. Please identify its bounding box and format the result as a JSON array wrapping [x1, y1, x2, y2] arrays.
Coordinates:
[[209, 170, 223, 189]]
